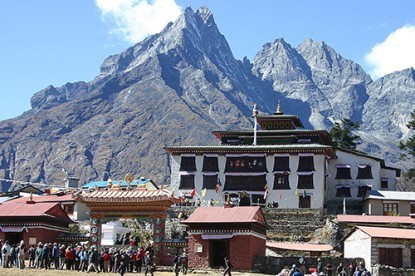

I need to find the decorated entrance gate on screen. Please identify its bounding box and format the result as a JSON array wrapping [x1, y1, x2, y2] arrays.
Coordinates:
[[76, 181, 179, 264]]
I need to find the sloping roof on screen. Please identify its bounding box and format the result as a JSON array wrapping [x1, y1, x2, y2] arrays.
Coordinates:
[[7, 194, 75, 204], [183, 206, 265, 224], [76, 188, 178, 203], [267, 242, 333, 252], [364, 190, 415, 201], [82, 178, 158, 189], [357, 226, 415, 240], [0, 202, 64, 217], [338, 214, 415, 225]]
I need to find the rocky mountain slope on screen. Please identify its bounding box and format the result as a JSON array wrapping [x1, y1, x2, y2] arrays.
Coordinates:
[[0, 7, 414, 190]]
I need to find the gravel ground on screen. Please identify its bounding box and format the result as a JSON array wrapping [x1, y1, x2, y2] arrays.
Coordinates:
[[0, 267, 269, 276]]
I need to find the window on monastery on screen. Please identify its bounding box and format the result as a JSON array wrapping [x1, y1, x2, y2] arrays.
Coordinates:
[[203, 174, 217, 190], [357, 185, 372, 197], [202, 156, 219, 172], [379, 247, 402, 268], [356, 164, 373, 179], [63, 204, 74, 215], [224, 175, 266, 191], [180, 156, 196, 172], [299, 195, 311, 208], [297, 155, 315, 172], [297, 173, 314, 189], [273, 156, 290, 172], [410, 203, 415, 214], [179, 174, 195, 189], [251, 194, 266, 206], [335, 185, 351, 197], [225, 156, 267, 173], [273, 173, 290, 189], [383, 202, 398, 215], [335, 165, 352, 179], [381, 178, 388, 189]]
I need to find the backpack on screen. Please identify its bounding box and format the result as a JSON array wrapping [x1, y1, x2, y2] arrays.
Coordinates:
[[2, 247, 6, 254]]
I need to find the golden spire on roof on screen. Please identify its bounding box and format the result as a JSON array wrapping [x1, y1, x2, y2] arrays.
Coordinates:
[[274, 100, 284, 115]]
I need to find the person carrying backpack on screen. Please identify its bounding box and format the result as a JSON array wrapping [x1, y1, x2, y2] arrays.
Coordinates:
[[173, 253, 181, 276]]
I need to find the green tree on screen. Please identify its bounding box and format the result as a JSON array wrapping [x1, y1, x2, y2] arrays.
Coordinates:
[[399, 109, 415, 178], [329, 118, 361, 150]]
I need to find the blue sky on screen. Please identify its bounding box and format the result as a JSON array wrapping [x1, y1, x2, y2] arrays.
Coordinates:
[[1, 0, 415, 121]]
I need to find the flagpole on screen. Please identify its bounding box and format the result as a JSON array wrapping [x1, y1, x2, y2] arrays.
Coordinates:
[[253, 104, 258, 145]]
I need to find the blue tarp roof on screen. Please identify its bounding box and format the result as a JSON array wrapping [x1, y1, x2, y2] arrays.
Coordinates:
[[82, 178, 152, 189]]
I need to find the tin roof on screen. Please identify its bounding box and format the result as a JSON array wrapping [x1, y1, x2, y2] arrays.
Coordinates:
[[8, 194, 75, 204], [183, 206, 265, 224], [357, 226, 415, 240], [82, 178, 157, 189], [267, 242, 333, 252], [364, 190, 415, 201], [0, 202, 67, 218], [338, 214, 415, 224]]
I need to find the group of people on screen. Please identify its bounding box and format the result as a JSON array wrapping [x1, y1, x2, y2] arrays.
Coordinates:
[[0, 240, 26, 269], [0, 239, 157, 275], [277, 258, 371, 276]]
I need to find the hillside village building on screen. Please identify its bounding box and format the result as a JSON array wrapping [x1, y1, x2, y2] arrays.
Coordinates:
[[165, 103, 400, 213]]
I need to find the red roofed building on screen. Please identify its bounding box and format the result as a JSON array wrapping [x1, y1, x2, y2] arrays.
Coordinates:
[[344, 226, 415, 271], [8, 193, 89, 221], [181, 206, 268, 270], [0, 200, 73, 247], [266, 242, 333, 257]]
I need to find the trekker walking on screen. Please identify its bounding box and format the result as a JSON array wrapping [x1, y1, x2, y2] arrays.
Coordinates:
[[173, 253, 180, 276], [87, 245, 100, 273], [223, 256, 232, 276]]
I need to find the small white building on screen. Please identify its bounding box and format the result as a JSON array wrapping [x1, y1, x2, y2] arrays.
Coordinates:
[[83, 221, 132, 246], [101, 221, 131, 246], [362, 190, 415, 216], [344, 226, 415, 270]]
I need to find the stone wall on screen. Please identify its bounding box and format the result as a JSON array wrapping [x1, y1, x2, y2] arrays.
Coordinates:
[[254, 256, 360, 275], [264, 208, 327, 242], [371, 264, 415, 276]]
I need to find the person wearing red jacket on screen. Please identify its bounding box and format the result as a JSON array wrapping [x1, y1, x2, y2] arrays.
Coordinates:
[[136, 247, 144, 273], [102, 249, 111, 273], [65, 246, 75, 270]]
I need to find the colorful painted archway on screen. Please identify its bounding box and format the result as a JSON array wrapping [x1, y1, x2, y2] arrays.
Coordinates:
[[75, 187, 179, 263]]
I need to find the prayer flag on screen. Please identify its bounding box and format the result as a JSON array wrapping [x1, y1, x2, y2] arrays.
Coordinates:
[[190, 188, 196, 198], [295, 188, 299, 197], [303, 189, 307, 197], [201, 188, 207, 198], [263, 188, 268, 200], [279, 191, 282, 200]]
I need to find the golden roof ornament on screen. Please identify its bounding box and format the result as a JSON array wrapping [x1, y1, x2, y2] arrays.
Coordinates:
[[274, 100, 284, 115], [125, 172, 134, 189]]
